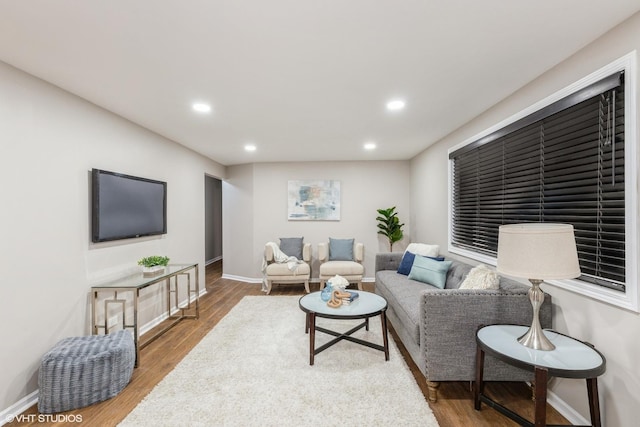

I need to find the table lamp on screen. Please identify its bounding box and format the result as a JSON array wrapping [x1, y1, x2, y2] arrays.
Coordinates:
[[497, 223, 581, 351]]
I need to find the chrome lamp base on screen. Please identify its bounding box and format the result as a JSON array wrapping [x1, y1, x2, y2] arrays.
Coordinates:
[[519, 279, 555, 351]]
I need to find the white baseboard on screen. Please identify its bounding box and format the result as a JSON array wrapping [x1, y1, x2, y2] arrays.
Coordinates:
[[205, 256, 222, 266], [221, 274, 263, 283], [0, 390, 38, 426], [547, 389, 590, 425], [139, 288, 206, 336]]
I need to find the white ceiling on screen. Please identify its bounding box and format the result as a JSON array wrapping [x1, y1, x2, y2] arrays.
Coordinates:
[[1, 1, 639, 166]]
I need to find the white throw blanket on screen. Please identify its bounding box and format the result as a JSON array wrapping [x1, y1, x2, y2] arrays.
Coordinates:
[[261, 242, 305, 292]]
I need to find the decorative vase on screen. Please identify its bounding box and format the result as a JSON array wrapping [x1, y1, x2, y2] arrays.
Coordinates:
[[321, 282, 334, 301]]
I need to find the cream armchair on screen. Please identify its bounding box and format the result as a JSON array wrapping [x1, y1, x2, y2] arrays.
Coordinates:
[[318, 239, 364, 290], [264, 242, 311, 294]]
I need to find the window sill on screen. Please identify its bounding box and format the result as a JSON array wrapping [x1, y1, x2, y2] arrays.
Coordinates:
[[449, 244, 639, 313]]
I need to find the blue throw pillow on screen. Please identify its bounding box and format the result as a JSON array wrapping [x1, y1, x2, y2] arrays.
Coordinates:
[[329, 238, 354, 261], [397, 252, 445, 276], [408, 256, 452, 289], [279, 237, 304, 260], [397, 251, 416, 275]]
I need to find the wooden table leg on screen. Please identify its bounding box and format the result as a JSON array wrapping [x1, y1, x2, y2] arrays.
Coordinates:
[[309, 312, 315, 366], [587, 378, 601, 427], [534, 367, 548, 427], [474, 345, 485, 410], [381, 311, 389, 361]]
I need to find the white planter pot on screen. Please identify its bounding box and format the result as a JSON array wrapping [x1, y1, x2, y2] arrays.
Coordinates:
[[142, 265, 165, 277]]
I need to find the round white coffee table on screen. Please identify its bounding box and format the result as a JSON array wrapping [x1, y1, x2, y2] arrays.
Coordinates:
[[298, 291, 389, 365]]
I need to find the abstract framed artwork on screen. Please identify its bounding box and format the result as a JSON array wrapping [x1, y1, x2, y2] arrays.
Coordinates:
[[287, 180, 341, 221]]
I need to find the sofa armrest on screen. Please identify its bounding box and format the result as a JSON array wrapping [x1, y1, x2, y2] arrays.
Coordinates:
[[318, 242, 328, 263], [354, 243, 364, 262], [302, 243, 311, 262], [375, 252, 403, 272], [265, 244, 274, 262], [420, 289, 551, 381]]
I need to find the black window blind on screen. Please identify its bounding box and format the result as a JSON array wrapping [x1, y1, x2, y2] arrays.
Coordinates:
[[450, 72, 625, 291]]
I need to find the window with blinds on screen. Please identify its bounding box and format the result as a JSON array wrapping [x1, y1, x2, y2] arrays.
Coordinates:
[[449, 72, 625, 292]]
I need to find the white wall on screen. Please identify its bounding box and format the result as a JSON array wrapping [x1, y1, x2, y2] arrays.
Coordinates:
[[0, 61, 225, 413], [222, 161, 411, 281], [222, 163, 255, 279], [411, 12, 640, 426]]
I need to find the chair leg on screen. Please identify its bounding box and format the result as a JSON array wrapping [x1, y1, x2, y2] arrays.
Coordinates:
[[266, 280, 273, 295], [319, 279, 326, 290], [304, 279, 310, 293], [357, 281, 363, 290]]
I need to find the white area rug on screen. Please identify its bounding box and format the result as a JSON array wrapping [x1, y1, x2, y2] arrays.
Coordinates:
[[119, 296, 439, 427]]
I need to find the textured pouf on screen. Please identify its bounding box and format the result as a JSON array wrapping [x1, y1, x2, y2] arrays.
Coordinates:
[[38, 330, 135, 414]]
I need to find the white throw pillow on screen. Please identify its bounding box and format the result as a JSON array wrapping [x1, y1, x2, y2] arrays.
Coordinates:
[[405, 243, 440, 257], [459, 264, 500, 290]]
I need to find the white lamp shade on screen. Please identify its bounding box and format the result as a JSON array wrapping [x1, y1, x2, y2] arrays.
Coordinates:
[[497, 223, 581, 280]]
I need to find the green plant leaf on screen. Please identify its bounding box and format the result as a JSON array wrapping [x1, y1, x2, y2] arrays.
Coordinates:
[[138, 255, 170, 267], [375, 206, 404, 251]]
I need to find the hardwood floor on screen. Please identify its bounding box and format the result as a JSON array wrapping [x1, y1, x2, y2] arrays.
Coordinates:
[[14, 260, 568, 426]]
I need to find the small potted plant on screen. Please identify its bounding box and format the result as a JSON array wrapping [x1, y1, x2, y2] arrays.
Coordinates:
[[376, 206, 405, 252], [138, 255, 170, 276]]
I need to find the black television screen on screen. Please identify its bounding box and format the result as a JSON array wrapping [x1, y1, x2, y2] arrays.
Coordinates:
[[92, 169, 167, 242]]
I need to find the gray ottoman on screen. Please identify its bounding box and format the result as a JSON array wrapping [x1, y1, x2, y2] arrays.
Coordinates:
[[38, 330, 135, 414]]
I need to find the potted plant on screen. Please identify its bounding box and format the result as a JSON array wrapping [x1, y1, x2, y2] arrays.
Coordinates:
[[138, 255, 170, 276], [376, 206, 405, 252]]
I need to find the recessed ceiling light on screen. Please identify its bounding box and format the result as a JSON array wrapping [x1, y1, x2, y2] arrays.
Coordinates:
[[364, 142, 377, 150], [192, 103, 212, 113], [386, 99, 406, 111], [244, 144, 257, 152]]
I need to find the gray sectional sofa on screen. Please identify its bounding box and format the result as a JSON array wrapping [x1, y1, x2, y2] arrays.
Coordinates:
[[374, 252, 551, 402]]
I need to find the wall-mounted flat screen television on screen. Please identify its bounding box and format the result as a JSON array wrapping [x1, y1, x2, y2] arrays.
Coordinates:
[[92, 169, 167, 243]]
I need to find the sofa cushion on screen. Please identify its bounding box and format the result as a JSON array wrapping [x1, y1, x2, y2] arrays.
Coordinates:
[[376, 270, 438, 346], [265, 262, 310, 276], [329, 238, 354, 261], [445, 261, 474, 289], [408, 257, 452, 289], [279, 237, 304, 260], [459, 264, 500, 290], [320, 261, 363, 276]]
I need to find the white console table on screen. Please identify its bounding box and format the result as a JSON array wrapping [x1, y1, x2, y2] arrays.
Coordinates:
[[91, 263, 199, 366]]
